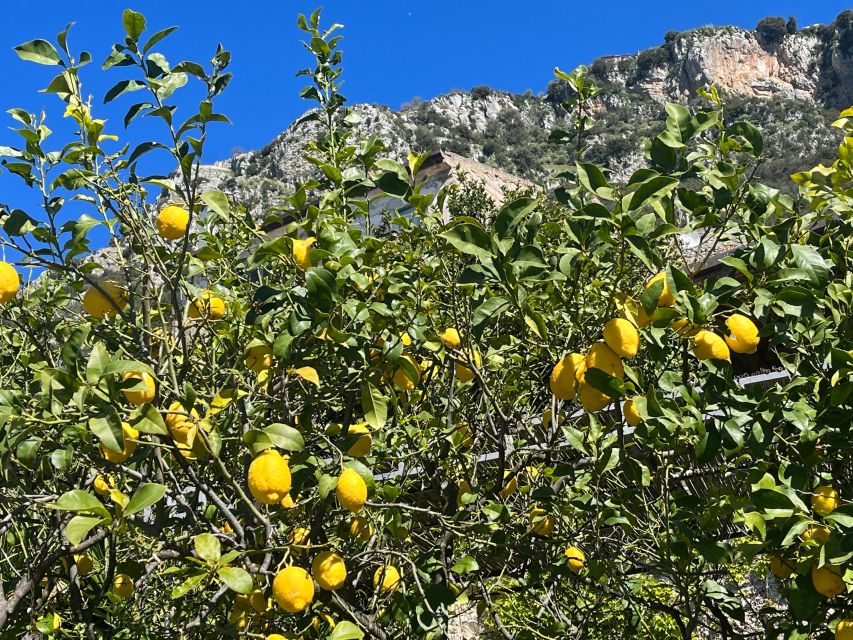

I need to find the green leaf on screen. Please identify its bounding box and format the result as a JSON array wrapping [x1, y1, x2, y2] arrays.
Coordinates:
[[727, 121, 763, 156], [263, 423, 304, 451], [49, 490, 110, 518], [450, 555, 479, 575], [65, 515, 103, 546], [171, 572, 206, 599], [492, 197, 537, 238], [361, 382, 387, 429], [217, 566, 253, 594], [625, 175, 679, 211], [122, 9, 147, 41], [129, 403, 168, 435], [584, 367, 625, 398], [306, 267, 337, 312], [201, 190, 230, 217], [14, 39, 62, 65], [472, 297, 510, 334], [790, 245, 829, 287], [104, 79, 146, 103], [143, 26, 178, 53], [330, 621, 364, 640], [318, 473, 338, 499], [89, 414, 124, 454], [194, 533, 221, 563], [125, 483, 167, 516], [439, 221, 493, 261]]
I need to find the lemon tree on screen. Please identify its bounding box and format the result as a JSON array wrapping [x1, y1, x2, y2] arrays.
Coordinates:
[[0, 8, 852, 640]]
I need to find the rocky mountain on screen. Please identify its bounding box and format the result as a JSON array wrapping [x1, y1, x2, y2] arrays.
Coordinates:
[[199, 11, 853, 215]]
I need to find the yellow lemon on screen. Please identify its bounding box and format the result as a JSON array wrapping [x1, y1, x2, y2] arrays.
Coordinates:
[[156, 205, 189, 240], [586, 342, 624, 379], [165, 401, 200, 459], [724, 313, 759, 354], [692, 330, 731, 362], [646, 271, 675, 307], [290, 527, 310, 547], [0, 262, 20, 303], [336, 468, 367, 513], [671, 317, 700, 337], [836, 619, 853, 640], [311, 551, 347, 591], [803, 525, 830, 545], [74, 553, 93, 575], [189, 290, 226, 320], [349, 516, 373, 542], [122, 370, 156, 406], [373, 565, 400, 593], [456, 479, 472, 508], [345, 423, 372, 457], [100, 423, 138, 464], [93, 474, 111, 496], [113, 573, 134, 599], [564, 546, 585, 573], [770, 555, 795, 579], [245, 344, 272, 373], [83, 282, 127, 319], [292, 237, 315, 270], [273, 567, 314, 613], [247, 449, 292, 504], [579, 382, 611, 413], [549, 353, 584, 400], [530, 507, 554, 537], [236, 588, 268, 613], [603, 318, 639, 358], [399, 332, 412, 347], [455, 349, 481, 383], [440, 328, 462, 349], [812, 485, 839, 515], [812, 564, 845, 597], [267, 635, 289, 640], [392, 353, 421, 391], [499, 471, 518, 498], [623, 398, 642, 427]]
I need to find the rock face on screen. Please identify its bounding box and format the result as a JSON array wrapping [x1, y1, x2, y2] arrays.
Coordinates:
[[199, 12, 852, 216]]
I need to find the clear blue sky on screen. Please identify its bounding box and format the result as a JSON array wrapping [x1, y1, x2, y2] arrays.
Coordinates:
[[0, 1, 849, 267], [0, 1, 849, 164]]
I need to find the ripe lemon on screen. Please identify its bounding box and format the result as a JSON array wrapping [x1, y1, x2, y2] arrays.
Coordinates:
[[564, 546, 585, 573], [671, 317, 700, 337], [836, 619, 853, 640], [603, 318, 639, 358], [165, 401, 200, 459], [229, 607, 248, 631], [579, 382, 611, 413], [189, 290, 226, 320], [770, 555, 795, 579], [724, 314, 759, 354], [615, 292, 650, 328], [345, 423, 372, 457], [623, 398, 642, 426], [93, 474, 112, 495], [802, 524, 830, 545], [586, 342, 624, 379], [373, 565, 400, 593], [812, 485, 839, 515], [812, 564, 845, 597], [530, 507, 554, 536], [399, 332, 412, 347], [113, 573, 134, 599], [692, 330, 731, 362], [646, 271, 675, 307], [0, 261, 20, 303], [74, 553, 93, 575], [336, 468, 367, 513], [440, 328, 461, 349], [312, 551, 347, 591], [236, 588, 268, 613], [292, 237, 315, 270], [156, 205, 189, 240], [267, 635, 288, 640], [455, 349, 481, 383], [290, 527, 310, 546], [83, 282, 127, 319], [122, 370, 156, 406], [549, 353, 584, 400], [392, 353, 421, 391], [499, 471, 518, 498], [273, 566, 314, 613], [245, 344, 272, 373], [248, 449, 292, 504], [349, 517, 373, 542], [100, 423, 138, 464]]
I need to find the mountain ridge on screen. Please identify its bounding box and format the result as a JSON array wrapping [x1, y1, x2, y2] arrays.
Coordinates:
[[197, 11, 853, 215]]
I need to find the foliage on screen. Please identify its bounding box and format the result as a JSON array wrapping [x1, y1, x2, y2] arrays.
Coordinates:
[[756, 17, 788, 47], [1, 8, 853, 640]]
